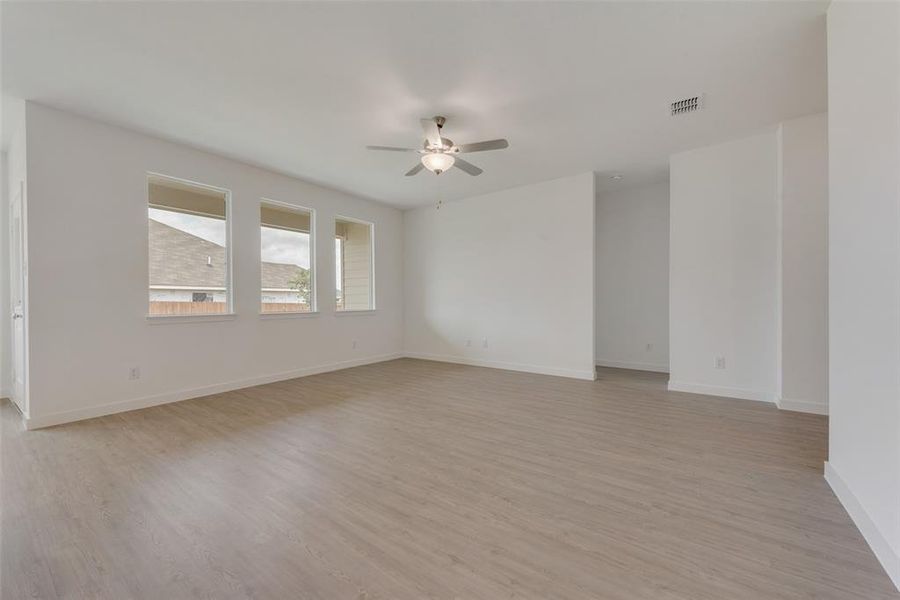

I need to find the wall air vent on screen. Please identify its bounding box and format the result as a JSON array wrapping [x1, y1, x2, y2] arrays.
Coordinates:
[[670, 95, 703, 116]]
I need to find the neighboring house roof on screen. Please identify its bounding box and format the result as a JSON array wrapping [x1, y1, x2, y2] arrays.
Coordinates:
[[261, 262, 305, 290], [149, 219, 306, 289]]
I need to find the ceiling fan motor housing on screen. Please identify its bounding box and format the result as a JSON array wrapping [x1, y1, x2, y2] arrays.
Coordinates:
[[424, 137, 454, 152]]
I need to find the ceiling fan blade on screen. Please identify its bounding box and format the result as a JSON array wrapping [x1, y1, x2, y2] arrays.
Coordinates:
[[366, 145, 418, 152], [420, 118, 442, 147], [453, 157, 483, 176], [405, 163, 425, 176], [454, 139, 509, 154]]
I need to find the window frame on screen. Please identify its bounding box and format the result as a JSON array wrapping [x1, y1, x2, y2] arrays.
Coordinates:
[[333, 215, 375, 313], [258, 198, 317, 316], [146, 172, 234, 321]]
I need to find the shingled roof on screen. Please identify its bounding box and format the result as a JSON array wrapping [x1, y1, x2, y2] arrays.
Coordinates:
[[149, 219, 306, 289]]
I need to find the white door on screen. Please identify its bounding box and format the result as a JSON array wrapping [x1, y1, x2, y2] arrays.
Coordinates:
[[10, 182, 26, 414]]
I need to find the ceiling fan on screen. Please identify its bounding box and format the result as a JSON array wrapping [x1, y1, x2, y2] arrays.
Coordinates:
[[366, 116, 509, 176]]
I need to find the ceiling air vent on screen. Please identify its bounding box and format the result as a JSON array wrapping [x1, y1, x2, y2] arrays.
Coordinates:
[[670, 95, 703, 116]]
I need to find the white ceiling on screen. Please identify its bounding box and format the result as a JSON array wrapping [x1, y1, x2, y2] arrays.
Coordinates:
[[1, 1, 827, 208]]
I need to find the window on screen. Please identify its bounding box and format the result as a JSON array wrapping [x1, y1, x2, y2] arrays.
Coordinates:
[[335, 217, 374, 311], [260, 202, 314, 313], [335, 236, 344, 309], [148, 174, 230, 316]]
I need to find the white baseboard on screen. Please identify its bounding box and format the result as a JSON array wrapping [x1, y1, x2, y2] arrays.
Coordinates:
[[825, 462, 900, 591], [776, 396, 828, 415], [404, 352, 597, 381], [595, 358, 669, 373], [667, 380, 776, 404], [24, 356, 822, 429], [24, 353, 404, 430]]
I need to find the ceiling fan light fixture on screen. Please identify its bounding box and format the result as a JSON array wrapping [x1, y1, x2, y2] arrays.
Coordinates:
[[421, 152, 455, 174]]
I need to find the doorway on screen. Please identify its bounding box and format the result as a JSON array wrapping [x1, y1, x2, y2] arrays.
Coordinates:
[[9, 181, 27, 415]]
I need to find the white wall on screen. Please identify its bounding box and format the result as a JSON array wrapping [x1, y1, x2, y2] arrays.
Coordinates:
[[825, 0, 900, 589], [403, 172, 596, 380], [778, 113, 828, 414], [669, 131, 780, 402], [0, 151, 8, 399], [595, 181, 669, 372], [23, 102, 403, 427]]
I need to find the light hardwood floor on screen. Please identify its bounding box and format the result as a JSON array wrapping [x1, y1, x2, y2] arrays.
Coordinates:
[[3, 359, 897, 599]]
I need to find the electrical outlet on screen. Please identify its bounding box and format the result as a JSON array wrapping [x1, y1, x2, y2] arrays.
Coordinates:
[[482, 338, 488, 349], [714, 356, 726, 370], [646, 343, 653, 352], [465, 339, 472, 347], [352, 340, 358, 350], [129, 366, 141, 380]]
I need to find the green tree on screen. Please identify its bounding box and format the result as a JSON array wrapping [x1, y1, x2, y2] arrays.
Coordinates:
[[288, 268, 311, 306]]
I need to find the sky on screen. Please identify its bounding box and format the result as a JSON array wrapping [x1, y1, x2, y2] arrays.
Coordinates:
[[149, 208, 310, 268]]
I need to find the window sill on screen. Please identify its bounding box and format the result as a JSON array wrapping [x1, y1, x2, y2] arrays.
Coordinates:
[[259, 311, 320, 320], [334, 309, 377, 316], [146, 313, 237, 325]]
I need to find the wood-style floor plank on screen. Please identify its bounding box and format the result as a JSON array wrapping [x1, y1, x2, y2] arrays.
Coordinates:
[[2, 359, 897, 599]]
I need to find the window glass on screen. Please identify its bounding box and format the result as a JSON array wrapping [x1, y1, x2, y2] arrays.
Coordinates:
[[335, 218, 373, 311], [148, 175, 229, 316], [260, 203, 314, 313]]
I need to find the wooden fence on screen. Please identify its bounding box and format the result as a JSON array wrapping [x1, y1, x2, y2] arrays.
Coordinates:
[[149, 301, 227, 316], [149, 302, 312, 315], [260, 303, 313, 314]]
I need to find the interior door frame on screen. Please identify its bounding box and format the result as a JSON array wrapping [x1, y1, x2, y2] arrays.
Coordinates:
[[9, 179, 28, 417]]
